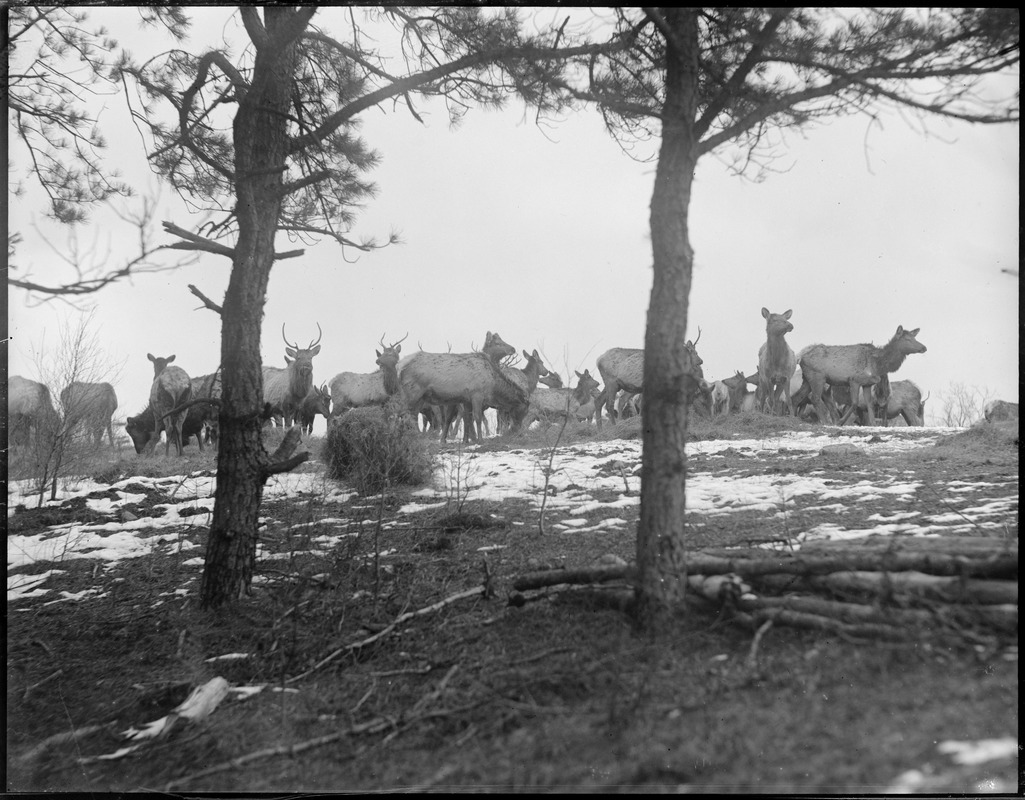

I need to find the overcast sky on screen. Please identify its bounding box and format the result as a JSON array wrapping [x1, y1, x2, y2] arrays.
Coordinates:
[[7, 8, 1020, 430]]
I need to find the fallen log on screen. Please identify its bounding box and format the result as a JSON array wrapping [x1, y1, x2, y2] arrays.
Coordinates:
[[752, 571, 1017, 606]]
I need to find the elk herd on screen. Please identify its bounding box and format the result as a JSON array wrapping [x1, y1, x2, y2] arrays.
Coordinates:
[[9, 306, 1015, 458]]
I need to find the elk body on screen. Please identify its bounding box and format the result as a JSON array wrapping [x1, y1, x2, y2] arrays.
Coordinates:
[[189, 371, 222, 447], [126, 395, 214, 453], [715, 371, 760, 416], [793, 326, 927, 426], [60, 381, 119, 448], [328, 334, 406, 416], [984, 399, 1019, 422], [263, 324, 322, 428], [144, 353, 192, 456], [525, 370, 601, 426], [757, 308, 796, 415], [9, 375, 58, 447], [595, 331, 704, 429], [398, 331, 522, 443]]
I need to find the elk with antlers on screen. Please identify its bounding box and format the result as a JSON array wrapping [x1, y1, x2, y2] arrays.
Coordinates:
[[263, 323, 322, 429]]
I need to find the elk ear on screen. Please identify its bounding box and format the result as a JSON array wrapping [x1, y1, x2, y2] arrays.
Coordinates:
[[762, 307, 770, 319], [285, 347, 298, 359], [310, 344, 321, 356], [783, 309, 793, 319], [895, 326, 904, 336], [575, 370, 583, 379], [167, 354, 176, 363], [394, 344, 401, 354], [908, 327, 920, 336], [376, 350, 382, 358], [147, 353, 156, 363]]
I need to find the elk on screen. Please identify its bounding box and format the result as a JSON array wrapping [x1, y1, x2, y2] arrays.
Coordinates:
[[595, 329, 704, 428], [793, 326, 928, 426], [538, 372, 564, 389], [984, 399, 1019, 422], [9, 375, 59, 447], [145, 353, 192, 456], [495, 349, 550, 435], [716, 371, 760, 416], [189, 371, 222, 447], [126, 396, 212, 453], [757, 308, 796, 415], [525, 369, 601, 426], [263, 323, 322, 428], [328, 333, 407, 416], [298, 384, 332, 435], [60, 381, 118, 447], [398, 331, 523, 443], [617, 392, 641, 419]]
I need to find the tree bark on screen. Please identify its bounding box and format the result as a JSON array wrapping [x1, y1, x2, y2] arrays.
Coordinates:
[[201, 9, 306, 608], [635, 9, 701, 626]]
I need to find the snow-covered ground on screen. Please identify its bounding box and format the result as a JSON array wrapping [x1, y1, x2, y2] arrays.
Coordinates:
[[7, 427, 1017, 604]]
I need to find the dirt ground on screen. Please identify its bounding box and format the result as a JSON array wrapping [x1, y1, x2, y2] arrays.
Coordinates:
[[6, 419, 1018, 792]]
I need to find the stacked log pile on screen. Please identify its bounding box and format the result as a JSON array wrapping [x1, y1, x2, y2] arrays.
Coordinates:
[[511, 535, 1017, 642]]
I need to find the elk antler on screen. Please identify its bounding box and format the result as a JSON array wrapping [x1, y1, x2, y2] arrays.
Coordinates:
[[282, 323, 298, 350], [693, 326, 702, 347], [391, 332, 409, 349], [309, 322, 323, 349]]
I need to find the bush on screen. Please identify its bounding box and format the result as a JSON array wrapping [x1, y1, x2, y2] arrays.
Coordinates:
[[324, 407, 434, 495]]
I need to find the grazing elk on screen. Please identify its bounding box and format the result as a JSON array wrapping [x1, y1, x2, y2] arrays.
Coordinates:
[[328, 333, 407, 416], [60, 381, 118, 447], [594, 329, 704, 429], [298, 384, 332, 435], [9, 375, 59, 447], [398, 331, 523, 443], [538, 372, 564, 389], [263, 323, 322, 429], [793, 326, 927, 426], [145, 353, 192, 456], [757, 308, 796, 415], [525, 369, 601, 426], [126, 395, 215, 453], [984, 399, 1019, 423]]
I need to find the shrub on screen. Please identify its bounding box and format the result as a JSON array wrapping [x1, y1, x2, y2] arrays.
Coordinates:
[[324, 408, 434, 495]]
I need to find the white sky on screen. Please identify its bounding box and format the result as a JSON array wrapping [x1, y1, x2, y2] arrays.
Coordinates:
[[7, 8, 1020, 429]]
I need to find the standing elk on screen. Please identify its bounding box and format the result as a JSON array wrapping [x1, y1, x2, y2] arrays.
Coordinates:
[[143, 353, 192, 456], [984, 399, 1019, 422], [525, 369, 601, 426], [328, 333, 407, 417], [263, 323, 322, 429], [60, 381, 118, 448], [594, 329, 704, 429], [757, 308, 796, 415], [9, 375, 59, 447], [189, 371, 222, 446], [398, 331, 523, 444], [495, 349, 549, 435], [792, 326, 927, 426], [298, 384, 332, 435]]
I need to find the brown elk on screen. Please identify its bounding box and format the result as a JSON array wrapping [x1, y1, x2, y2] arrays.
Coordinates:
[[757, 308, 796, 415], [60, 381, 118, 447], [145, 353, 192, 456], [263, 323, 322, 428], [984, 399, 1019, 422], [398, 331, 523, 443], [793, 326, 928, 426], [525, 369, 601, 425], [9, 375, 59, 447], [328, 333, 407, 416], [594, 329, 704, 429], [298, 384, 332, 435]]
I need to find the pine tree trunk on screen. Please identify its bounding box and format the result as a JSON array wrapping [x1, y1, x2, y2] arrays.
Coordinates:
[[201, 10, 305, 608], [635, 9, 701, 626]]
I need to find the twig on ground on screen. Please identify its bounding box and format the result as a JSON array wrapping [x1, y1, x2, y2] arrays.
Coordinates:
[[287, 586, 486, 683], [745, 619, 773, 671]]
